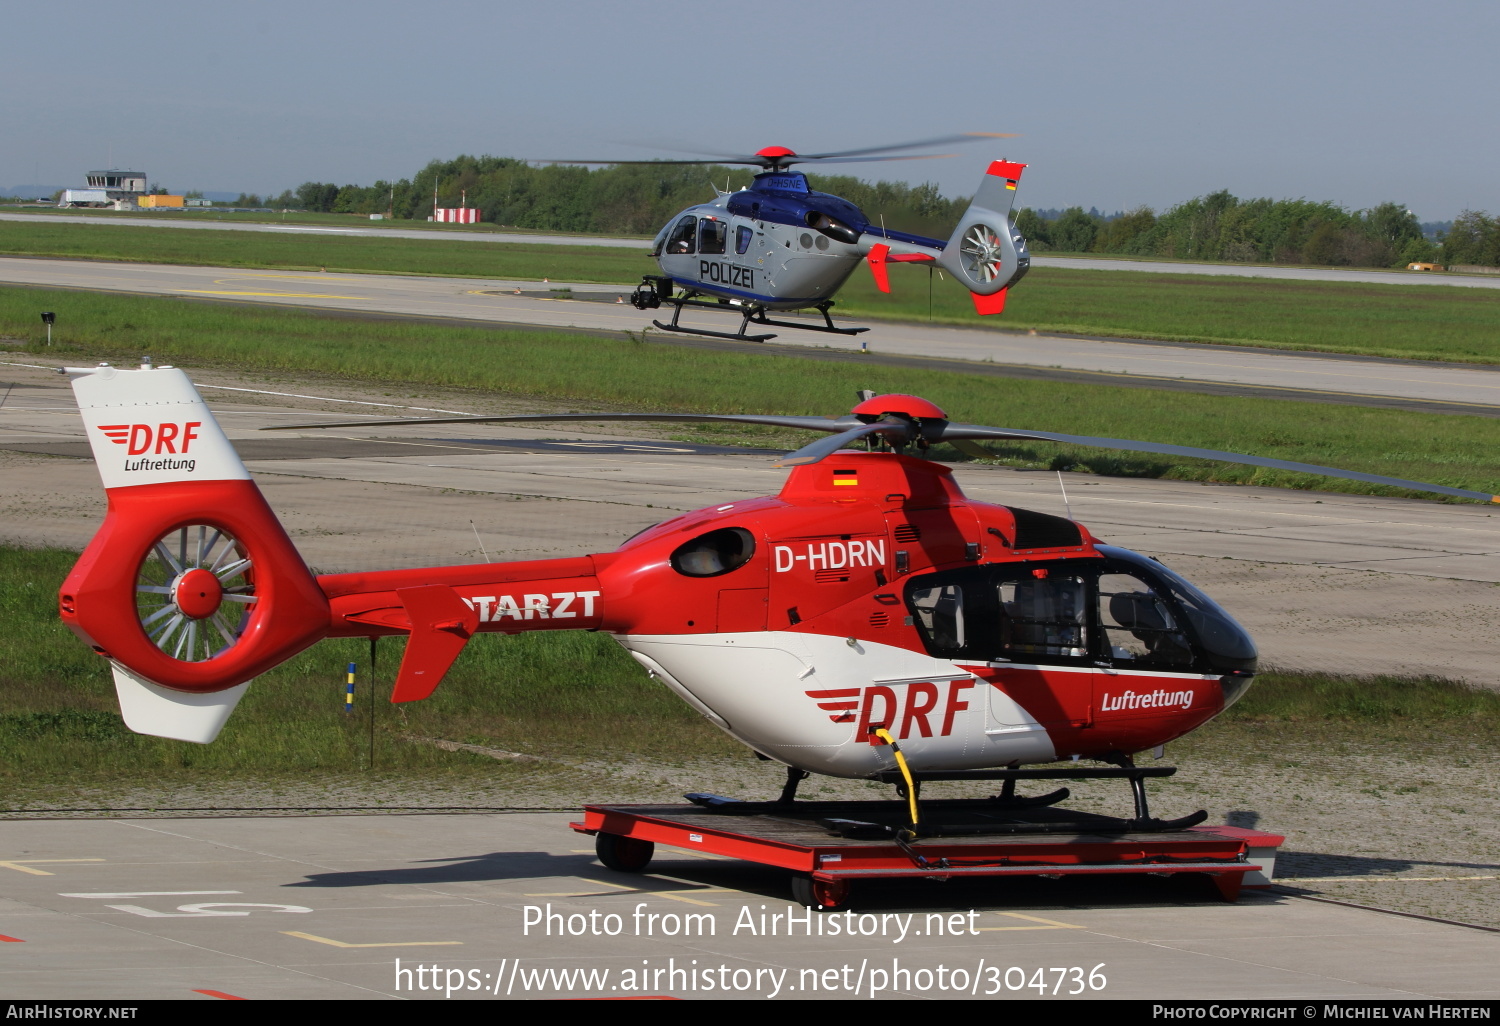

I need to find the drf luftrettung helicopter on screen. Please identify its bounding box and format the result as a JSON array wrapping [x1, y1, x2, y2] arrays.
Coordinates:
[[57, 366, 1497, 834], [546, 134, 1029, 341]]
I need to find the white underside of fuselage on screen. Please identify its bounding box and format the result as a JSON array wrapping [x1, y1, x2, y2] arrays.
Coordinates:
[[614, 630, 1060, 779]]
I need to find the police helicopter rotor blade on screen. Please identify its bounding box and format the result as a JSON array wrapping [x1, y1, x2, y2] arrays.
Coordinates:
[[531, 157, 769, 167], [939, 424, 1500, 503], [774, 421, 911, 468], [798, 132, 1019, 160], [793, 154, 959, 165], [262, 412, 855, 433]]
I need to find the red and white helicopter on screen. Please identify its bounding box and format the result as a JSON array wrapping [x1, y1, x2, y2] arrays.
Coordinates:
[[56, 365, 1496, 830]]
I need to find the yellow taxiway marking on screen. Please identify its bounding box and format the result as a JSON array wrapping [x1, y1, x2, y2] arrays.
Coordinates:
[[526, 878, 640, 897], [1283, 875, 1498, 884], [976, 912, 1087, 932], [569, 846, 731, 862], [213, 274, 363, 282], [649, 891, 720, 907], [282, 931, 461, 949], [176, 289, 365, 300], [0, 860, 105, 876]]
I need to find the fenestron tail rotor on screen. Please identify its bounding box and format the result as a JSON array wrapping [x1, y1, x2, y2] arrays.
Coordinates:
[[135, 524, 257, 664]]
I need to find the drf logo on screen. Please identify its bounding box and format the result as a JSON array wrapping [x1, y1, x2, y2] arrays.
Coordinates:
[[99, 422, 202, 456], [807, 678, 975, 741]]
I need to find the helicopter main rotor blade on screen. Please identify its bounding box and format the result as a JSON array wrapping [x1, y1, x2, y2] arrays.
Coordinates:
[[533, 157, 766, 166], [798, 132, 1018, 160], [774, 420, 912, 467], [942, 424, 1500, 504], [262, 412, 853, 433], [791, 153, 959, 165]]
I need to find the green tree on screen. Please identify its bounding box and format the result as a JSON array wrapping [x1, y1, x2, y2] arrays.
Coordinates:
[[1013, 208, 1048, 249], [1440, 210, 1500, 267], [1048, 207, 1101, 252]]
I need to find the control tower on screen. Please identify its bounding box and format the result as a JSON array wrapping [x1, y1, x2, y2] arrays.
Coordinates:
[[84, 170, 147, 201]]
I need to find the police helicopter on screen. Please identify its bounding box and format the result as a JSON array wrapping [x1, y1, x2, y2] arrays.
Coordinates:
[[543, 134, 1029, 341], [56, 366, 1498, 853]]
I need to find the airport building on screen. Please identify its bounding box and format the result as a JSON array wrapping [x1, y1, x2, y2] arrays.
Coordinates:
[[59, 169, 175, 210]]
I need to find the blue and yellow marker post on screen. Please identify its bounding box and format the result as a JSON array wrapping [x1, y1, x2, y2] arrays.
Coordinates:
[[344, 662, 356, 713]]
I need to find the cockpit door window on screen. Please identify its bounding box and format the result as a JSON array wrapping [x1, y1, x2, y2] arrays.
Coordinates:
[[667, 215, 697, 254], [1097, 573, 1192, 666], [699, 218, 728, 255]]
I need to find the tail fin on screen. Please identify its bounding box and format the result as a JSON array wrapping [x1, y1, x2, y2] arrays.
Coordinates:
[[936, 160, 1031, 315], [60, 363, 329, 742]]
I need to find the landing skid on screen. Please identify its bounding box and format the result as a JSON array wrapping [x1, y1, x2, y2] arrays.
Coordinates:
[[634, 277, 869, 344]]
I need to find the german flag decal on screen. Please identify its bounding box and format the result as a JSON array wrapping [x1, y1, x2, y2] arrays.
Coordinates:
[[833, 469, 859, 487]]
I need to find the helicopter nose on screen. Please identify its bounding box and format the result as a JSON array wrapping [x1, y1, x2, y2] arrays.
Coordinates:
[[1219, 671, 1256, 710]]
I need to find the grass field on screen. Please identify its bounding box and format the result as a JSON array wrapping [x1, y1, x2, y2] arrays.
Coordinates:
[[4, 218, 1500, 363], [3, 547, 1495, 784], [4, 284, 1499, 502]]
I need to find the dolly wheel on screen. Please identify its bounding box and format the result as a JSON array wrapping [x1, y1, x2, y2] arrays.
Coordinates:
[[791, 874, 851, 911], [595, 832, 654, 873]]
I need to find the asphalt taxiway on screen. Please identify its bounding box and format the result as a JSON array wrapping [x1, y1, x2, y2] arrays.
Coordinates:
[[3, 256, 1499, 415], [6, 210, 1499, 291], [2, 812, 1496, 1000]]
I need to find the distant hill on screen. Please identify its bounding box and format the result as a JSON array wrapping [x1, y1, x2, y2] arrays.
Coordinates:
[[1, 185, 65, 199]]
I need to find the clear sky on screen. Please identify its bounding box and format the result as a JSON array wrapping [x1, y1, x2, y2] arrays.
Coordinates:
[[3, 0, 1494, 220]]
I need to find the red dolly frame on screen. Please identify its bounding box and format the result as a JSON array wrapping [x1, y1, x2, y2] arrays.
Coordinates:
[[573, 803, 1284, 910]]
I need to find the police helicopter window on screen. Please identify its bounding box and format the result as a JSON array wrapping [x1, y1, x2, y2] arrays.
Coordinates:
[[735, 225, 753, 255], [699, 219, 728, 255], [670, 527, 755, 578], [909, 585, 964, 652], [667, 215, 696, 255], [1098, 573, 1191, 666], [999, 574, 1087, 658]]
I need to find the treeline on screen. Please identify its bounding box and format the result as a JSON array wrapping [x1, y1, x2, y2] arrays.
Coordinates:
[[288, 155, 969, 237], [1016, 191, 1441, 268], [275, 156, 1498, 268], [1439, 210, 1500, 267]]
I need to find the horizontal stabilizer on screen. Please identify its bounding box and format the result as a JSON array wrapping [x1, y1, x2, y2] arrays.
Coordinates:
[[112, 663, 250, 743], [391, 585, 479, 703]]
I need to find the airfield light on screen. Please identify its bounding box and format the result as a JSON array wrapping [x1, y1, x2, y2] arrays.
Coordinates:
[[40, 311, 54, 345]]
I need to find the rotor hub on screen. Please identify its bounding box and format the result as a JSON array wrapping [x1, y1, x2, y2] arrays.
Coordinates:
[[171, 567, 224, 620]]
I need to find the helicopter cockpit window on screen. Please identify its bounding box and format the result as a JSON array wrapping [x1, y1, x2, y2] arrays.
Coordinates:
[[999, 575, 1087, 658], [1096, 546, 1258, 672], [1098, 573, 1191, 666], [736, 225, 753, 255], [667, 215, 697, 255], [909, 584, 964, 653], [670, 527, 755, 578], [699, 218, 727, 255]]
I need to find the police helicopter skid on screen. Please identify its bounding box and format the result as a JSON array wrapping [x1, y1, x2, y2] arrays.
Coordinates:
[[56, 365, 1500, 849], [543, 134, 1029, 342]]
